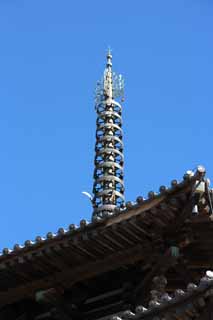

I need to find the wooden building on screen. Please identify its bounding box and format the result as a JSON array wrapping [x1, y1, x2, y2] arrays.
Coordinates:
[[1, 54, 213, 319], [1, 165, 213, 319]]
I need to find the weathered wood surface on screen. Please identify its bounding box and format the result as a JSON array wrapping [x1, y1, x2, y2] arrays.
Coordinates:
[[0, 174, 211, 315]]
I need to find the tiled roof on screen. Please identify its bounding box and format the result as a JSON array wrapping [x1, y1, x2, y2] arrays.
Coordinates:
[[0, 165, 211, 310], [109, 271, 213, 320], [0, 165, 207, 259]]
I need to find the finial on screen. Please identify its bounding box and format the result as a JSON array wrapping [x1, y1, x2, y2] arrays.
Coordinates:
[[92, 53, 125, 220], [107, 46, 112, 57], [106, 47, 112, 68]]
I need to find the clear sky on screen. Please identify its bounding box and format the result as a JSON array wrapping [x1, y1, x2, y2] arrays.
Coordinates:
[[0, 1, 212, 249]]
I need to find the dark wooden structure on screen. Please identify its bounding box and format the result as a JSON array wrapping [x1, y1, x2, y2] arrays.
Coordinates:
[[1, 165, 213, 319]]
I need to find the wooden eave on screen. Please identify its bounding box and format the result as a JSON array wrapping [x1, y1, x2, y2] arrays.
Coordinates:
[[0, 172, 208, 308], [116, 280, 213, 320]]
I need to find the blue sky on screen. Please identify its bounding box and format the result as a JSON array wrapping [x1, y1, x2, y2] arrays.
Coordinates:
[[0, 1, 212, 248]]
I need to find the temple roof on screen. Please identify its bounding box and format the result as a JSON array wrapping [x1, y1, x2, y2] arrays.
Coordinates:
[[108, 271, 213, 320], [0, 165, 208, 259], [0, 165, 212, 311]]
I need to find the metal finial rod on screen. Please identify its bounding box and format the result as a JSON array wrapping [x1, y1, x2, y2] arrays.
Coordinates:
[[106, 48, 112, 68], [92, 52, 125, 220]]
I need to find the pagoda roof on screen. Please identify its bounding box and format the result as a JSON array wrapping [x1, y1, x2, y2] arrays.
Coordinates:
[[0, 166, 212, 309], [108, 271, 213, 320], [0, 165, 208, 261]]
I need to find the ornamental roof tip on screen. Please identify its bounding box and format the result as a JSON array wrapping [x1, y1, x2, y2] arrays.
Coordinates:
[[0, 165, 208, 258]]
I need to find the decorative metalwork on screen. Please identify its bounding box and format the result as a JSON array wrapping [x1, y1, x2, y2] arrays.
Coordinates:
[[92, 51, 125, 220]]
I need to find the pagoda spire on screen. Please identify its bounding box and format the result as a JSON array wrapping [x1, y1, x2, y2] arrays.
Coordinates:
[[92, 52, 125, 220]]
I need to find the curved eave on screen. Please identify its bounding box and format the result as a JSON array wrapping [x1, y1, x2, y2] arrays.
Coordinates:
[[112, 277, 213, 320], [0, 172, 199, 264], [0, 167, 209, 308]]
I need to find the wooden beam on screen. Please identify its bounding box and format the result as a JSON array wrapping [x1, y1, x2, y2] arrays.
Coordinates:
[[0, 244, 151, 308], [133, 249, 177, 306], [37, 288, 81, 320], [168, 194, 193, 233]]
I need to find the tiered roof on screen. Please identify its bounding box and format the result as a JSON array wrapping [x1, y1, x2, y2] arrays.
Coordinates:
[[0, 165, 213, 320], [110, 271, 213, 320]]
